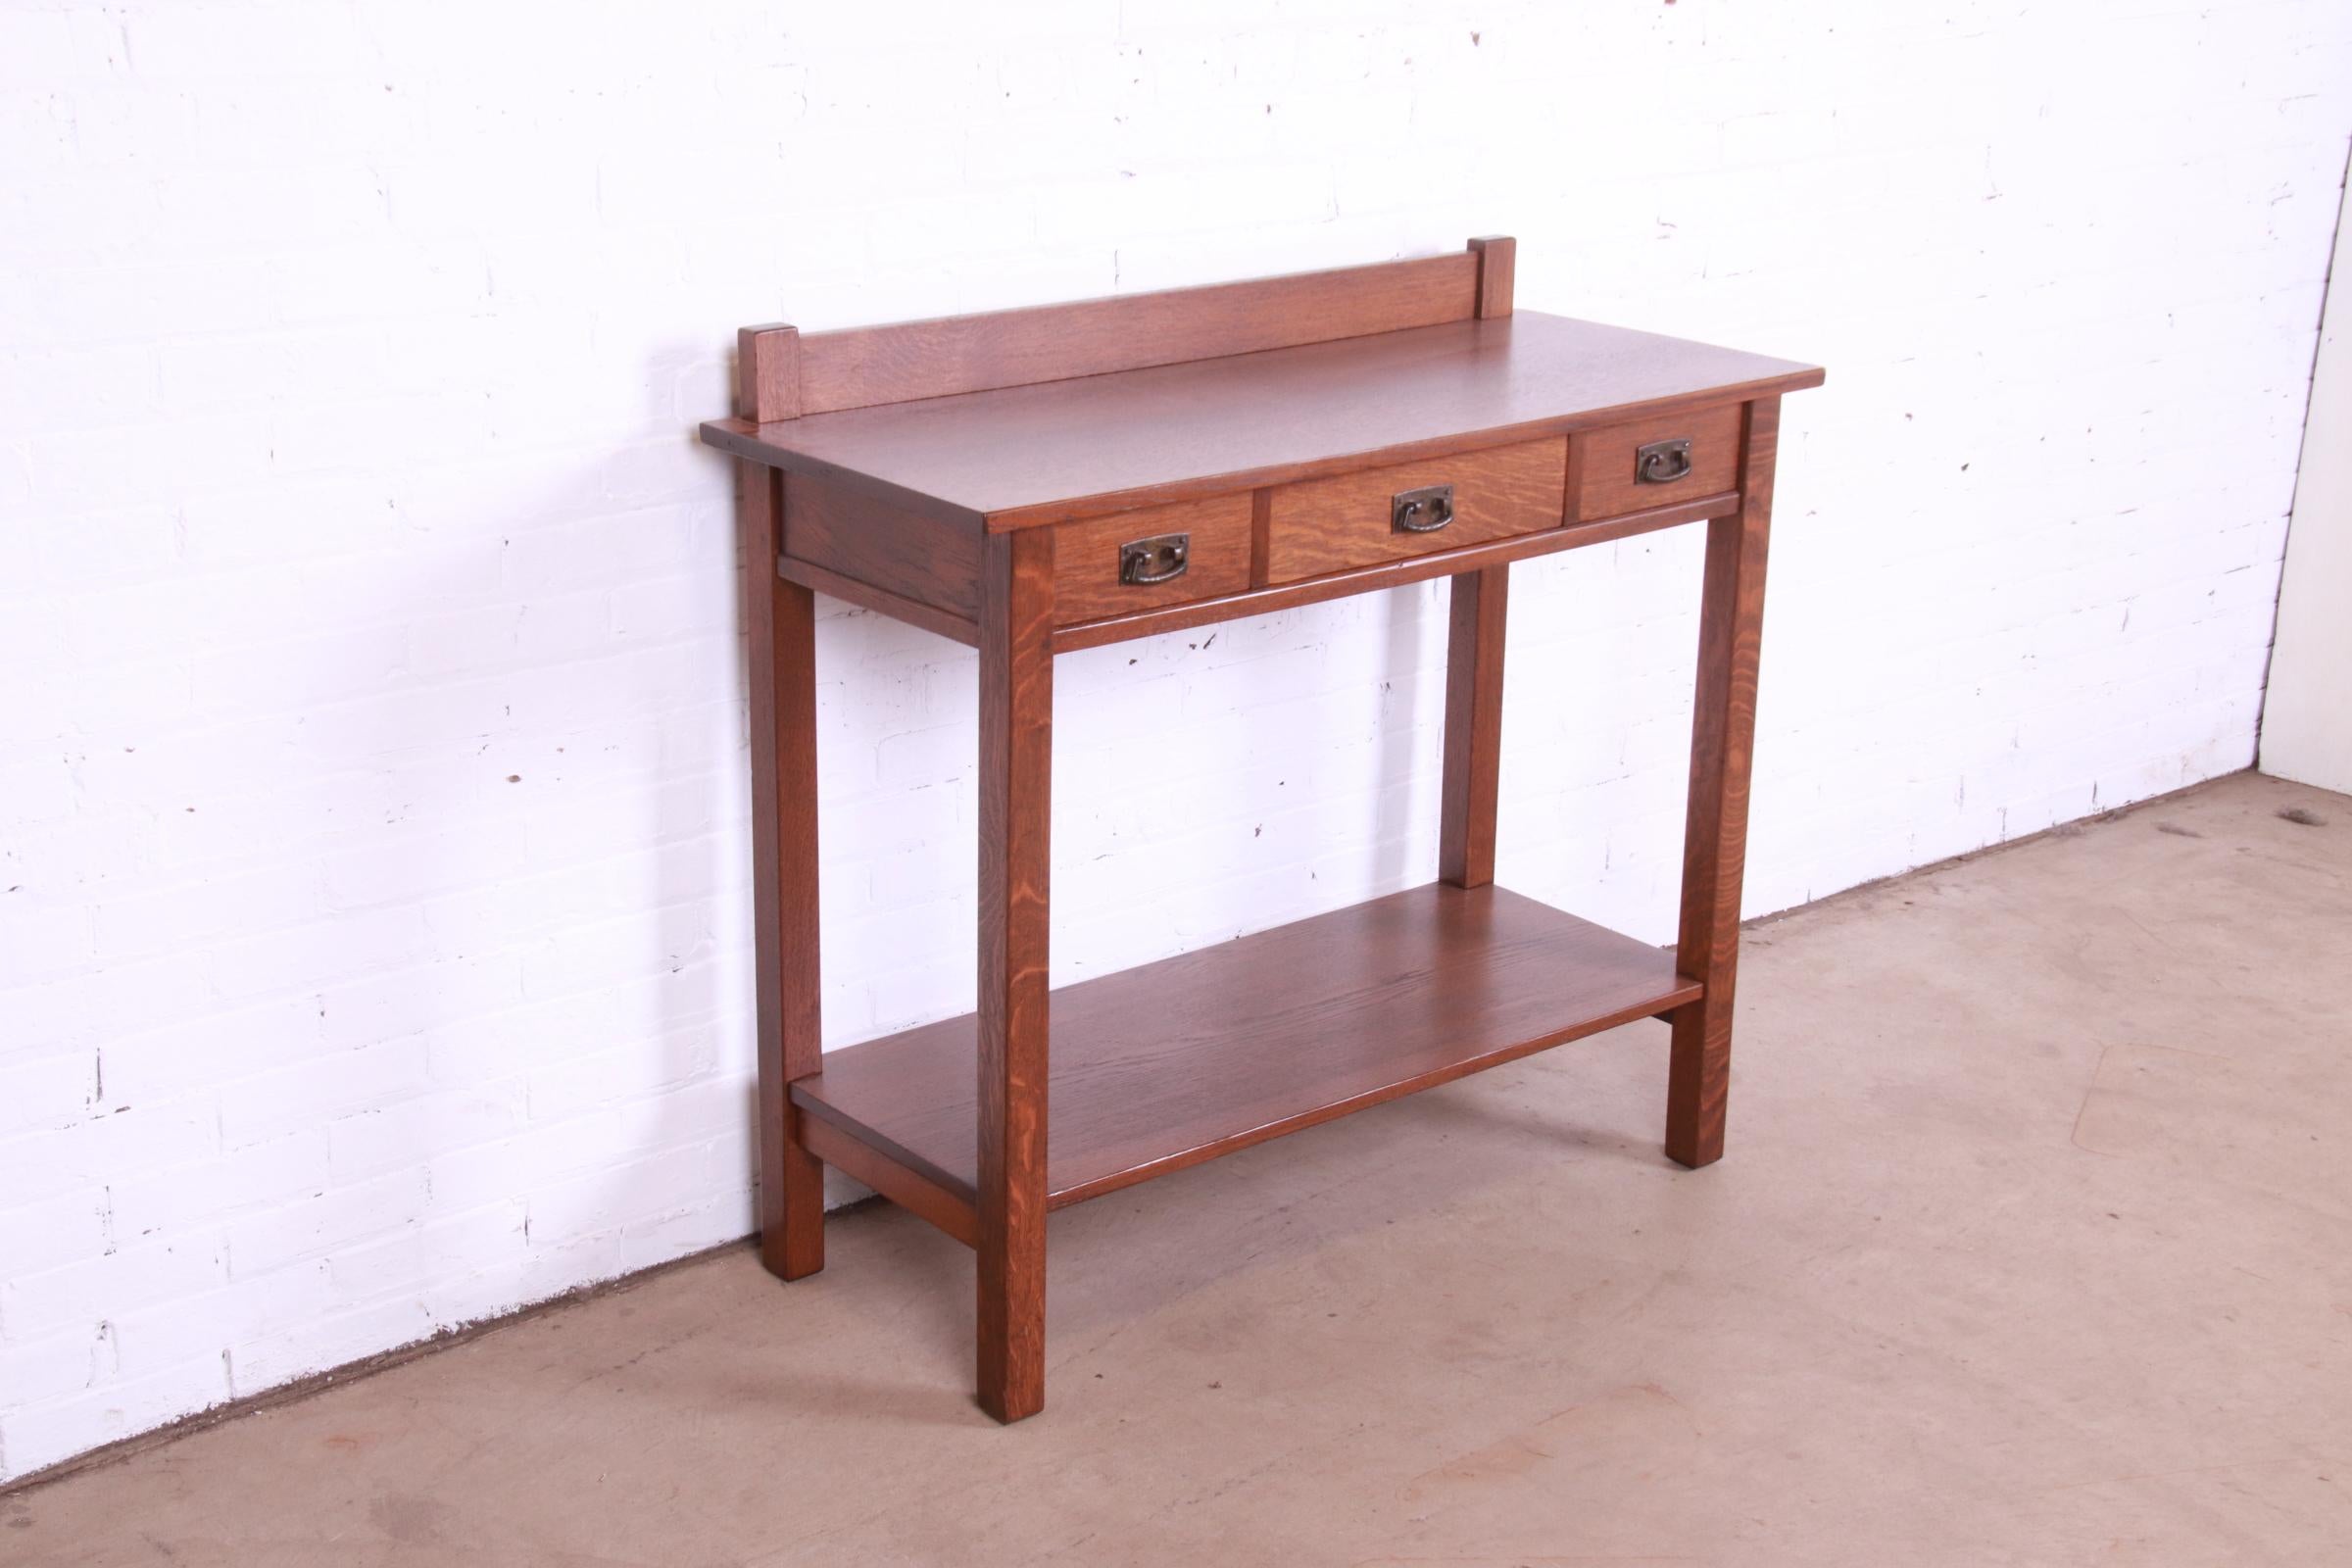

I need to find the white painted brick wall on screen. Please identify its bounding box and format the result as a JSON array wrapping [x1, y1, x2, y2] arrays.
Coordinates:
[[2, 0, 2346, 1482]]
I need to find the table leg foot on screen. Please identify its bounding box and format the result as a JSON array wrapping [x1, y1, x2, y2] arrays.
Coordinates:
[[759, 1106, 826, 1280], [1664, 1001, 1730, 1169]]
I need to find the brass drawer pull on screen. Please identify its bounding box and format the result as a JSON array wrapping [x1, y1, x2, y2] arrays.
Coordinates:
[[1392, 484, 1454, 533], [1636, 438, 1693, 485], [1119, 532, 1190, 585]]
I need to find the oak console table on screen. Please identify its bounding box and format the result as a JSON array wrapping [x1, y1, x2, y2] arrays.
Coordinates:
[[700, 237, 1822, 1422]]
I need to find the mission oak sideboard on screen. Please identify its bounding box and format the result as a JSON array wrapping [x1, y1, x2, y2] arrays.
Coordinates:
[[699, 237, 1823, 1422]]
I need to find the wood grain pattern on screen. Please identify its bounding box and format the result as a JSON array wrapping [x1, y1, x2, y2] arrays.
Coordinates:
[[1575, 402, 1744, 523], [1050, 493, 1253, 625], [783, 469, 982, 619], [709, 241, 1823, 1422], [742, 460, 823, 1281], [775, 553, 978, 648], [736, 323, 801, 422], [792, 884, 1699, 1209], [1262, 437, 1565, 583], [1248, 486, 1272, 587], [794, 252, 1478, 416], [1052, 489, 1739, 652], [1440, 565, 1509, 888], [800, 1113, 977, 1249], [975, 527, 1054, 1424], [1666, 397, 1780, 1170], [701, 311, 1824, 529], [1469, 235, 1515, 319], [1561, 422, 1591, 524]]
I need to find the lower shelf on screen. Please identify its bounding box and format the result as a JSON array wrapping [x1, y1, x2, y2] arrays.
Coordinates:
[[793, 882, 1700, 1217]]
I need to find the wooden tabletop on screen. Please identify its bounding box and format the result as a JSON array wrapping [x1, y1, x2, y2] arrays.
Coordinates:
[[701, 310, 1821, 530]]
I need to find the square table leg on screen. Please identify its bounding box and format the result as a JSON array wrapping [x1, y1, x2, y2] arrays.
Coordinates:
[[746, 461, 825, 1279], [976, 528, 1054, 1421], [1667, 396, 1779, 1169], [1440, 564, 1510, 889]]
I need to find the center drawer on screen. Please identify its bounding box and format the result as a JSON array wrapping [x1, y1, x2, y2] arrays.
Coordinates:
[[1262, 437, 1567, 584]]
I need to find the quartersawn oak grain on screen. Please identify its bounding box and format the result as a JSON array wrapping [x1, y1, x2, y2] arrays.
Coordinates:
[[1574, 401, 1745, 523], [1666, 396, 1781, 1169], [791, 883, 1701, 1209], [1051, 492, 1254, 625], [796, 251, 1480, 416], [1051, 489, 1740, 652], [1262, 435, 1565, 583], [974, 527, 1054, 1422], [711, 237, 1822, 1426], [701, 310, 1822, 529]]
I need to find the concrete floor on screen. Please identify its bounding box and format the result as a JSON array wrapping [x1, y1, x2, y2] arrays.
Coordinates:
[[8, 770, 2350, 1565]]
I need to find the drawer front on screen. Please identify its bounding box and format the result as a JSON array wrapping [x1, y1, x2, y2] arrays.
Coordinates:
[[1053, 493, 1254, 625], [1263, 437, 1567, 584], [1573, 402, 1743, 521]]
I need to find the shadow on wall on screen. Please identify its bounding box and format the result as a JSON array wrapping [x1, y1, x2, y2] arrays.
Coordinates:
[[461, 341, 769, 1298], [400, 417, 749, 1311]]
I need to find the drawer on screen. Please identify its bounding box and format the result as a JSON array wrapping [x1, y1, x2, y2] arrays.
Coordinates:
[[1572, 402, 1743, 522], [1263, 437, 1567, 584], [1053, 493, 1254, 626]]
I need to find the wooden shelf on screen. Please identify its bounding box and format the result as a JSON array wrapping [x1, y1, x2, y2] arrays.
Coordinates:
[[714, 236, 1813, 1418], [792, 884, 1700, 1213]]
